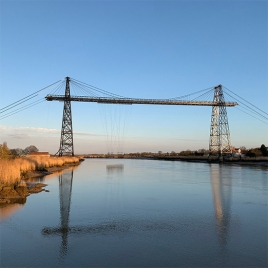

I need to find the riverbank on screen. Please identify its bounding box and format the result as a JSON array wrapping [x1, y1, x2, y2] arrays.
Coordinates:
[[151, 155, 268, 166], [84, 154, 268, 166], [0, 181, 48, 205], [0, 157, 82, 204]]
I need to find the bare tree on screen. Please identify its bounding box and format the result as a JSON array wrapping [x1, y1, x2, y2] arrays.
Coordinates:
[[24, 145, 39, 155]]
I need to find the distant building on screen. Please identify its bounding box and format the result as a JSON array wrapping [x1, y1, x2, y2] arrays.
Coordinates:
[[232, 148, 242, 157], [28, 152, 50, 157]]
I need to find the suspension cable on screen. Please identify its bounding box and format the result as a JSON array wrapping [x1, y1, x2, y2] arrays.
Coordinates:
[[0, 98, 46, 120], [70, 80, 100, 97], [192, 88, 215, 101], [224, 92, 268, 121], [70, 77, 126, 98], [0, 80, 62, 112], [223, 86, 268, 116], [223, 90, 268, 121], [234, 106, 268, 125], [171, 86, 214, 100], [0, 94, 39, 114]]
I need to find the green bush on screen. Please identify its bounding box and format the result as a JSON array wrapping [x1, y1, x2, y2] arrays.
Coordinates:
[[260, 144, 268, 156]]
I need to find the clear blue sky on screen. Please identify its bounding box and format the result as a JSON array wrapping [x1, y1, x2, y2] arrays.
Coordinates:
[[0, 0, 267, 154]]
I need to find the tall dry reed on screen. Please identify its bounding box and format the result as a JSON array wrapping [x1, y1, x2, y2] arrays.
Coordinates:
[[0, 156, 80, 185]]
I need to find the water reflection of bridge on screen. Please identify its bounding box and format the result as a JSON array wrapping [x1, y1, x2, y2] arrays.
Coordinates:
[[42, 170, 73, 257], [42, 163, 232, 257], [42, 168, 120, 258], [210, 164, 232, 246]]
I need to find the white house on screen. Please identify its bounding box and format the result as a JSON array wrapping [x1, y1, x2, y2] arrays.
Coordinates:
[[232, 148, 242, 157]]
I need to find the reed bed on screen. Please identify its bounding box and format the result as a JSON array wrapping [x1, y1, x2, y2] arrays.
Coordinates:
[[0, 156, 80, 185]]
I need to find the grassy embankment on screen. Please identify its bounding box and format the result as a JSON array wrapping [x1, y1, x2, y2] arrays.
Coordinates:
[[0, 156, 80, 185]]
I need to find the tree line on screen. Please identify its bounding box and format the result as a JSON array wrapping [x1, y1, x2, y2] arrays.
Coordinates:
[[1, 142, 267, 159], [246, 144, 268, 157], [0, 142, 39, 159], [111, 145, 268, 157]]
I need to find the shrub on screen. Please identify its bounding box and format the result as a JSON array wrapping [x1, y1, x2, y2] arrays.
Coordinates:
[[0, 142, 12, 159], [246, 148, 263, 157], [260, 144, 268, 156]]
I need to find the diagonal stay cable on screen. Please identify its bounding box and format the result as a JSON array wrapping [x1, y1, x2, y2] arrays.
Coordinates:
[[223, 86, 268, 116], [191, 88, 215, 101], [237, 104, 268, 121], [0, 98, 45, 119], [0, 98, 46, 120], [0, 94, 39, 114], [0, 79, 62, 112], [69, 83, 82, 96], [224, 90, 268, 120], [74, 79, 125, 98], [70, 77, 126, 98], [71, 79, 106, 96], [71, 79, 118, 98], [70, 82, 79, 96], [74, 83, 100, 97], [234, 106, 268, 125], [224, 92, 268, 122], [170, 86, 214, 100], [236, 104, 268, 121], [49, 81, 66, 95], [70, 80, 100, 97]]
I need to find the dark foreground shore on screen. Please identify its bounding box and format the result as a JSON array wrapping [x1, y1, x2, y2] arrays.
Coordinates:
[[0, 163, 80, 205]]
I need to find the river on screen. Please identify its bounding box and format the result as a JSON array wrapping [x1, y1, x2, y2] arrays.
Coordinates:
[[0, 159, 267, 267]]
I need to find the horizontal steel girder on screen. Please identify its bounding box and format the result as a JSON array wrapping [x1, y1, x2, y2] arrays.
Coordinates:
[[46, 95, 238, 107]]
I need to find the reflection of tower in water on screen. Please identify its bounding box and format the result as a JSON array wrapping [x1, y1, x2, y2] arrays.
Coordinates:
[[59, 170, 73, 256], [42, 167, 122, 260], [210, 164, 232, 246], [42, 170, 73, 258]]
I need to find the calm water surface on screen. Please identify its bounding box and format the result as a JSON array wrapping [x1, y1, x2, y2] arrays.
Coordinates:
[[0, 159, 267, 267]]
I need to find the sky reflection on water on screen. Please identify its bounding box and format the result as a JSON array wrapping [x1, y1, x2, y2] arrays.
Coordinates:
[[0, 159, 267, 267]]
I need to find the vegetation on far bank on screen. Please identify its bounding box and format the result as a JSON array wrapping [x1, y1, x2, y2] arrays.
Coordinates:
[[85, 144, 268, 158], [0, 143, 40, 159], [0, 141, 267, 185], [0, 142, 79, 185]]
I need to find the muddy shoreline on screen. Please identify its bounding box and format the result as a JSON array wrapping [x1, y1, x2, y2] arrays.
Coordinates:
[[0, 163, 80, 205]]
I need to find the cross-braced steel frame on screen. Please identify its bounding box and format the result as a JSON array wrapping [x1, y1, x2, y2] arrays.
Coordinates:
[[209, 85, 232, 155], [53, 78, 234, 157], [57, 77, 74, 156]]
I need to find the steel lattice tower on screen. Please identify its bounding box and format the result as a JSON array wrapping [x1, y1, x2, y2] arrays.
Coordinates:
[[209, 85, 232, 155], [58, 77, 74, 156]]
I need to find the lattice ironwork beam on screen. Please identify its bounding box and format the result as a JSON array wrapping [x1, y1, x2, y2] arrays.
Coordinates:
[[46, 95, 237, 107]]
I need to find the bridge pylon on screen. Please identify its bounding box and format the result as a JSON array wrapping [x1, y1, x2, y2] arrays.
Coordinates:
[[209, 85, 232, 156], [57, 77, 74, 156]]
